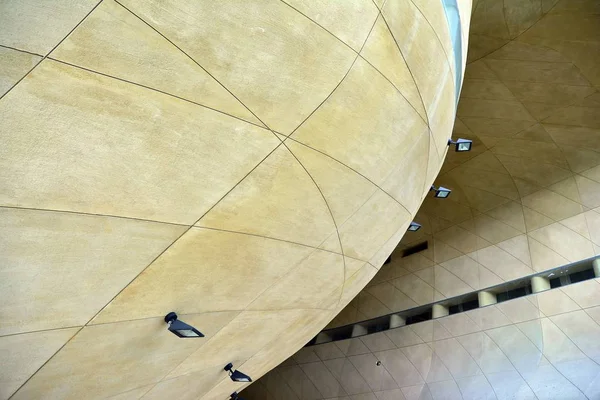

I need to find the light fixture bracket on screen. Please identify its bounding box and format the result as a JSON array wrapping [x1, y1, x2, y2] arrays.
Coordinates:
[[164, 312, 178, 324], [164, 311, 204, 338], [224, 362, 252, 382]]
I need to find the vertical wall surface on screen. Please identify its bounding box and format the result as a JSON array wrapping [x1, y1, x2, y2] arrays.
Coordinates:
[[0, 0, 468, 399], [243, 277, 600, 400], [329, 0, 600, 330]]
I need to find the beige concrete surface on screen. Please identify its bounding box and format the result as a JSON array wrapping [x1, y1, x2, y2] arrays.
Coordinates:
[[0, 0, 462, 399], [328, 0, 600, 329], [243, 278, 600, 400]]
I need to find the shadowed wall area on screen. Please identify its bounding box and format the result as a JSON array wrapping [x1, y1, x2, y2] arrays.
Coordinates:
[[328, 0, 600, 329], [243, 277, 600, 400], [0, 0, 469, 399]]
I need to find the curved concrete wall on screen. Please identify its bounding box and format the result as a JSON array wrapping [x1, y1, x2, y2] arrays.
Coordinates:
[[0, 0, 466, 399], [469, 0, 555, 62], [329, 0, 600, 329], [243, 277, 600, 400]]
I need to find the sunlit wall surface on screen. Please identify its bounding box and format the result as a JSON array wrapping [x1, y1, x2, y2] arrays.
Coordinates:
[[0, 0, 468, 399]]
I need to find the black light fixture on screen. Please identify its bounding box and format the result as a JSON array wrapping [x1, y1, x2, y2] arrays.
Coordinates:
[[230, 392, 244, 400], [164, 312, 204, 338], [408, 222, 422, 232], [430, 185, 451, 198], [225, 363, 252, 382], [448, 138, 473, 152]]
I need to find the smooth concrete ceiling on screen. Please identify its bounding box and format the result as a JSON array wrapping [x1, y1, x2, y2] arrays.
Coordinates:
[[0, 0, 469, 399], [329, 0, 600, 329]]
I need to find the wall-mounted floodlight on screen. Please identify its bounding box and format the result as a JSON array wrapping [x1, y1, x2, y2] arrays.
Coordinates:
[[164, 312, 204, 338], [408, 222, 422, 232], [448, 138, 472, 152], [230, 392, 244, 400], [431, 185, 451, 198], [225, 363, 252, 382]]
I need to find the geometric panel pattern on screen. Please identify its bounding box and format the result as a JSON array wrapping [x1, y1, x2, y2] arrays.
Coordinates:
[[328, 0, 600, 329], [243, 278, 600, 400], [0, 1, 461, 399]]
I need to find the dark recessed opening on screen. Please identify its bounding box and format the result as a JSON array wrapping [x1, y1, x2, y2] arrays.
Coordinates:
[[462, 299, 479, 311], [496, 285, 532, 303], [308, 258, 599, 349], [448, 298, 479, 314], [329, 326, 354, 342], [402, 241, 428, 258], [550, 277, 562, 288], [569, 268, 595, 284], [367, 320, 389, 334], [306, 336, 318, 346], [405, 309, 432, 325]]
